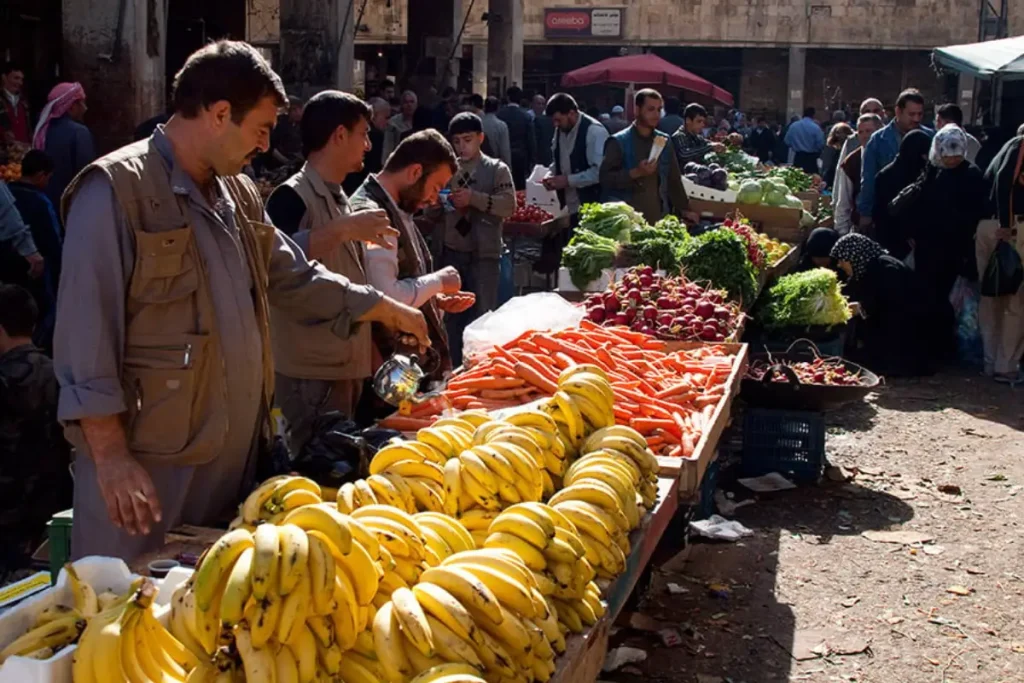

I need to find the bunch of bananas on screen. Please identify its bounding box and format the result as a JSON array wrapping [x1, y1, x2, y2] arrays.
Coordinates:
[[72, 580, 204, 683], [539, 366, 617, 454], [232, 475, 324, 530], [482, 504, 606, 637], [372, 548, 563, 683], [0, 563, 112, 664], [170, 503, 389, 682]]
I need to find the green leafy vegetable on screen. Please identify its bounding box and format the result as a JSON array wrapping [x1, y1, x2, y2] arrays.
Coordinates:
[[621, 215, 692, 271], [679, 229, 758, 304], [705, 148, 759, 173], [757, 268, 851, 328], [578, 202, 647, 242], [561, 229, 618, 288]]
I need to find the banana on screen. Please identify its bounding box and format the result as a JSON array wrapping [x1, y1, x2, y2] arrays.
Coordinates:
[[458, 410, 493, 428], [569, 452, 641, 486], [351, 478, 378, 508], [582, 426, 649, 456], [276, 575, 311, 644], [325, 530, 379, 605], [96, 591, 121, 612], [453, 562, 537, 619], [387, 459, 445, 484], [468, 624, 518, 679], [336, 651, 384, 683], [282, 504, 355, 557], [33, 604, 80, 628], [336, 482, 358, 514], [290, 624, 318, 683], [496, 478, 522, 505], [219, 545, 255, 625], [484, 532, 547, 571], [370, 441, 432, 474], [276, 523, 311, 596], [410, 663, 487, 683], [442, 549, 536, 591], [412, 582, 482, 648], [567, 390, 612, 430], [442, 457, 463, 516], [251, 523, 281, 601], [193, 529, 257, 613], [169, 582, 206, 659], [458, 451, 499, 496], [475, 604, 531, 656], [551, 599, 583, 633], [530, 570, 557, 596], [279, 488, 322, 512], [457, 509, 499, 531], [504, 410, 559, 435], [0, 613, 85, 663], [240, 475, 292, 523], [306, 532, 337, 616], [559, 363, 609, 383], [542, 536, 581, 565], [330, 598, 358, 652], [415, 427, 459, 458], [486, 442, 544, 498], [403, 637, 447, 674], [459, 468, 501, 511], [431, 416, 478, 433], [424, 613, 484, 668], [418, 565, 503, 626], [366, 474, 407, 510], [471, 445, 517, 483], [236, 623, 278, 681], [245, 588, 283, 648], [390, 586, 436, 657], [489, 513, 552, 550], [406, 476, 446, 511], [381, 472, 419, 512], [420, 526, 454, 563], [63, 563, 99, 618], [373, 601, 413, 682], [548, 482, 630, 531], [549, 391, 582, 444], [354, 507, 427, 554], [274, 642, 301, 683]]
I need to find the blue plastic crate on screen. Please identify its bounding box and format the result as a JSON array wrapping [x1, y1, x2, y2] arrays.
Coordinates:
[[741, 408, 825, 483], [695, 457, 720, 519]]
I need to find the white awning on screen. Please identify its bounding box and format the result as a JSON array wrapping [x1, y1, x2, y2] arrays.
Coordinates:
[[933, 36, 1024, 81]]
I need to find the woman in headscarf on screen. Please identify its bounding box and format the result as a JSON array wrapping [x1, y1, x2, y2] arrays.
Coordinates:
[[830, 233, 944, 376], [32, 82, 95, 209], [871, 129, 932, 258], [796, 227, 840, 272]]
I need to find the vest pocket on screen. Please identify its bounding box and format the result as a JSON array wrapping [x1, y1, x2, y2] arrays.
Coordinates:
[[123, 335, 205, 456], [132, 226, 199, 303]]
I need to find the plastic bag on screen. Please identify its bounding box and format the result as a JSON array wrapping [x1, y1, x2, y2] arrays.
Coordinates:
[[949, 276, 983, 367], [980, 240, 1024, 297], [525, 165, 564, 215], [462, 292, 585, 363]]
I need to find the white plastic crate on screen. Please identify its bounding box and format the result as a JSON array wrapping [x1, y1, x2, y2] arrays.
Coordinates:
[[682, 176, 737, 203], [0, 557, 185, 683]]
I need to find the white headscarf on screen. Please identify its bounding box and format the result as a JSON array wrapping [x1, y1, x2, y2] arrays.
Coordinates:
[[929, 123, 968, 166]]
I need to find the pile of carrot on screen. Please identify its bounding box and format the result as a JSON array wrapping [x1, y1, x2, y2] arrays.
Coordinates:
[[379, 321, 739, 459]]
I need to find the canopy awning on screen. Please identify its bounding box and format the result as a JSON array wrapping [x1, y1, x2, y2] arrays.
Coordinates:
[[561, 53, 734, 106], [933, 35, 1024, 81]]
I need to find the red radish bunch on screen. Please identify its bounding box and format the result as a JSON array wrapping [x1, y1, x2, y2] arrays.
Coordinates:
[[508, 191, 554, 224], [582, 266, 742, 342], [746, 357, 865, 386], [723, 218, 766, 270]]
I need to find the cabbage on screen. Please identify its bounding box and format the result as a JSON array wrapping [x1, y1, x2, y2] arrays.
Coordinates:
[[780, 195, 804, 210], [737, 180, 763, 204], [763, 187, 788, 206], [757, 268, 851, 328], [799, 210, 817, 228]]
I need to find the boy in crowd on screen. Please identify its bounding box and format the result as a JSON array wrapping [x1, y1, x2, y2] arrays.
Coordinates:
[[0, 285, 70, 575], [436, 112, 517, 365]]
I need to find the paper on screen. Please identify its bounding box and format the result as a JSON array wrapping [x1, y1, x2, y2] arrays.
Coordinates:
[[689, 515, 754, 541], [648, 136, 667, 162], [737, 472, 797, 492]]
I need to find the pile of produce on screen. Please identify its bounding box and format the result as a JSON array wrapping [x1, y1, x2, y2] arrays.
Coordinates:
[[581, 267, 742, 342], [735, 176, 805, 210], [679, 229, 759, 305], [618, 215, 691, 272], [722, 218, 766, 271], [577, 202, 644, 242], [561, 230, 618, 289], [755, 231, 792, 266], [746, 357, 867, 386], [0, 162, 20, 182], [682, 161, 728, 190], [509, 191, 554, 224], [766, 166, 815, 193], [704, 148, 759, 173], [755, 268, 852, 329]]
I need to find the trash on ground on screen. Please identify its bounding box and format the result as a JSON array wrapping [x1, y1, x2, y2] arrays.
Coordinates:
[[737, 472, 798, 492], [861, 530, 935, 545], [946, 585, 973, 596], [667, 582, 689, 595], [603, 646, 648, 672], [714, 489, 755, 516], [938, 483, 963, 495], [690, 515, 755, 541], [841, 596, 861, 607], [658, 627, 684, 647], [787, 628, 871, 660]]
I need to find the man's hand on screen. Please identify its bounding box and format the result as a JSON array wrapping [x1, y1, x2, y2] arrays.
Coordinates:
[[438, 266, 462, 293], [542, 175, 570, 191], [630, 160, 658, 179], [451, 189, 473, 210], [333, 210, 398, 248], [437, 292, 476, 314], [711, 142, 727, 153], [93, 450, 163, 536], [364, 297, 431, 349], [24, 252, 44, 279]]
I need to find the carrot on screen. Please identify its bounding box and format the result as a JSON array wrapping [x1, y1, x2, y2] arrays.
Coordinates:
[[667, 444, 684, 458], [693, 393, 723, 408], [645, 436, 665, 449], [480, 387, 535, 399], [630, 417, 680, 436], [514, 362, 559, 394], [552, 352, 576, 370], [378, 415, 434, 431], [681, 432, 695, 457], [447, 377, 525, 391]]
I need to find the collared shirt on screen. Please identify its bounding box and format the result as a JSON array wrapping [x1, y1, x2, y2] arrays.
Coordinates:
[[551, 117, 609, 214], [2, 89, 19, 109], [672, 129, 714, 166], [784, 117, 826, 154], [363, 177, 445, 307]]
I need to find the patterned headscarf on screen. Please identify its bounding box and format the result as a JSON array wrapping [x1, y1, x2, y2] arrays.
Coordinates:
[[929, 123, 968, 166], [830, 233, 887, 282], [32, 82, 85, 150]]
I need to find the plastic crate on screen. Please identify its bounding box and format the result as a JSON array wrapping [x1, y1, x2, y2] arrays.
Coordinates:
[[695, 457, 721, 519], [45, 510, 73, 584], [741, 409, 825, 483]]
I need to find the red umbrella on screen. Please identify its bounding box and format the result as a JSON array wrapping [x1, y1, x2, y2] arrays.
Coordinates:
[[561, 53, 734, 107]]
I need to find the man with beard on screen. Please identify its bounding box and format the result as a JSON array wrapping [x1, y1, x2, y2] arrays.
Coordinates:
[[541, 93, 608, 219], [265, 91, 402, 452], [351, 130, 462, 378], [54, 41, 430, 561]]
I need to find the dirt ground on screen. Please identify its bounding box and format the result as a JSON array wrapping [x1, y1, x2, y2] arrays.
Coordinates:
[[608, 371, 1024, 683]]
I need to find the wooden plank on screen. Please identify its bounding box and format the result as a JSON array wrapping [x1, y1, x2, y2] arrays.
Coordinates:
[[549, 617, 610, 683]]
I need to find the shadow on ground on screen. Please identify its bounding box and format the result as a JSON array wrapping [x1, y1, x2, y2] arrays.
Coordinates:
[[871, 371, 1024, 432]]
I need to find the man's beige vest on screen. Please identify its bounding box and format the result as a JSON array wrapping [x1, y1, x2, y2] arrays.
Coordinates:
[[270, 164, 372, 380], [60, 139, 275, 467]]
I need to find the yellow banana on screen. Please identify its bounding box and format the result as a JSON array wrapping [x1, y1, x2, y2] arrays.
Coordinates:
[[251, 523, 280, 601], [387, 459, 445, 484], [336, 482, 358, 514], [366, 474, 407, 510], [373, 601, 413, 682], [552, 599, 583, 633], [457, 509, 499, 531], [458, 451, 498, 495], [418, 565, 503, 626], [352, 478, 379, 508], [409, 663, 487, 683], [276, 575, 311, 644], [476, 603, 532, 656], [63, 563, 99, 617], [549, 391, 582, 444], [336, 651, 384, 683], [278, 488, 322, 512], [484, 532, 547, 571], [442, 549, 536, 592], [192, 528, 254, 611], [245, 588, 283, 648], [412, 582, 483, 647], [381, 471, 418, 512], [240, 475, 293, 523], [496, 477, 522, 505], [282, 505, 353, 558], [559, 363, 609, 383], [443, 457, 463, 516], [453, 562, 537, 619], [406, 476, 446, 511], [0, 613, 85, 663], [219, 545, 255, 625], [489, 513, 552, 550], [468, 625, 517, 679], [370, 441, 429, 474], [459, 469, 501, 511], [276, 523, 311, 596], [274, 642, 301, 683], [548, 482, 630, 531], [307, 532, 337, 616], [391, 586, 436, 657], [471, 445, 517, 483], [289, 624, 318, 683], [424, 613, 484, 668]]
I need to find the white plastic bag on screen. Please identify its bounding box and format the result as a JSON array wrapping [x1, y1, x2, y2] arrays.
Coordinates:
[[525, 165, 565, 215], [462, 292, 584, 363]]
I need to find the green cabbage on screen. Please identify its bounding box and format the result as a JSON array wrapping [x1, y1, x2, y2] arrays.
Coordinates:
[[757, 268, 852, 328], [737, 180, 763, 204]]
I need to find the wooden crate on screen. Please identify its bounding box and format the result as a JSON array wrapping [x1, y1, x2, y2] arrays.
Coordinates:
[[503, 214, 571, 239], [655, 341, 749, 498], [549, 618, 610, 683], [765, 243, 801, 281]]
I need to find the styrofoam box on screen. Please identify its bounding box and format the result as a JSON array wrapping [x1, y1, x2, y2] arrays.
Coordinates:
[[0, 558, 193, 683], [557, 267, 670, 294], [682, 176, 737, 203]]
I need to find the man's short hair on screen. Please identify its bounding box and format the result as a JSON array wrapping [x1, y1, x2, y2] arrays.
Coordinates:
[[684, 103, 708, 121], [484, 96, 500, 114], [382, 79, 395, 89], [896, 88, 925, 109], [664, 96, 682, 116], [857, 113, 883, 129], [545, 93, 578, 117], [20, 150, 54, 177], [467, 94, 484, 110], [936, 103, 963, 125], [635, 88, 662, 109], [1, 62, 23, 77], [172, 40, 287, 123], [367, 97, 390, 113], [384, 129, 458, 177], [300, 90, 372, 155], [859, 98, 883, 113], [0, 284, 38, 338], [449, 112, 483, 136], [506, 86, 524, 103], [803, 106, 816, 118]]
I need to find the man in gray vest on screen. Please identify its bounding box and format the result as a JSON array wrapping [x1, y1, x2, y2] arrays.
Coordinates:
[[437, 112, 517, 365], [54, 41, 429, 561], [542, 93, 608, 220], [265, 91, 400, 453]]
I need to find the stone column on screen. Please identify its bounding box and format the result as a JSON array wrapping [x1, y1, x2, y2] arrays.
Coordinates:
[[407, 0, 460, 96], [786, 46, 806, 121], [280, 0, 357, 97], [472, 44, 488, 97], [487, 0, 524, 94]]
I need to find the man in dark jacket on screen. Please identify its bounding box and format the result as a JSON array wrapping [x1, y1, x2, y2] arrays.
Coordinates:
[[532, 94, 555, 167], [496, 86, 536, 189]]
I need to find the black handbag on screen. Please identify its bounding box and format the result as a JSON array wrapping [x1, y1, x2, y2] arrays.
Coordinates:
[[981, 240, 1024, 296]]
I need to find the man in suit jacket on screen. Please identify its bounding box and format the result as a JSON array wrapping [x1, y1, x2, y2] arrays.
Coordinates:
[[496, 86, 536, 189], [531, 94, 555, 167]]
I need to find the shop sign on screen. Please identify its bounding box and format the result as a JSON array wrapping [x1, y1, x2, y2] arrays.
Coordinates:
[[544, 8, 623, 39]]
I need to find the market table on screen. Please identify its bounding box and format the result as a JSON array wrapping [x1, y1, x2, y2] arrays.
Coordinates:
[[129, 524, 224, 575]]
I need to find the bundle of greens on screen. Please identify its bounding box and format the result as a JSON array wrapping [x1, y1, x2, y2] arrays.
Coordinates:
[[767, 166, 814, 193], [578, 202, 646, 242], [623, 215, 692, 271], [679, 228, 758, 304], [757, 268, 851, 328], [562, 229, 618, 288], [705, 148, 759, 173]]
